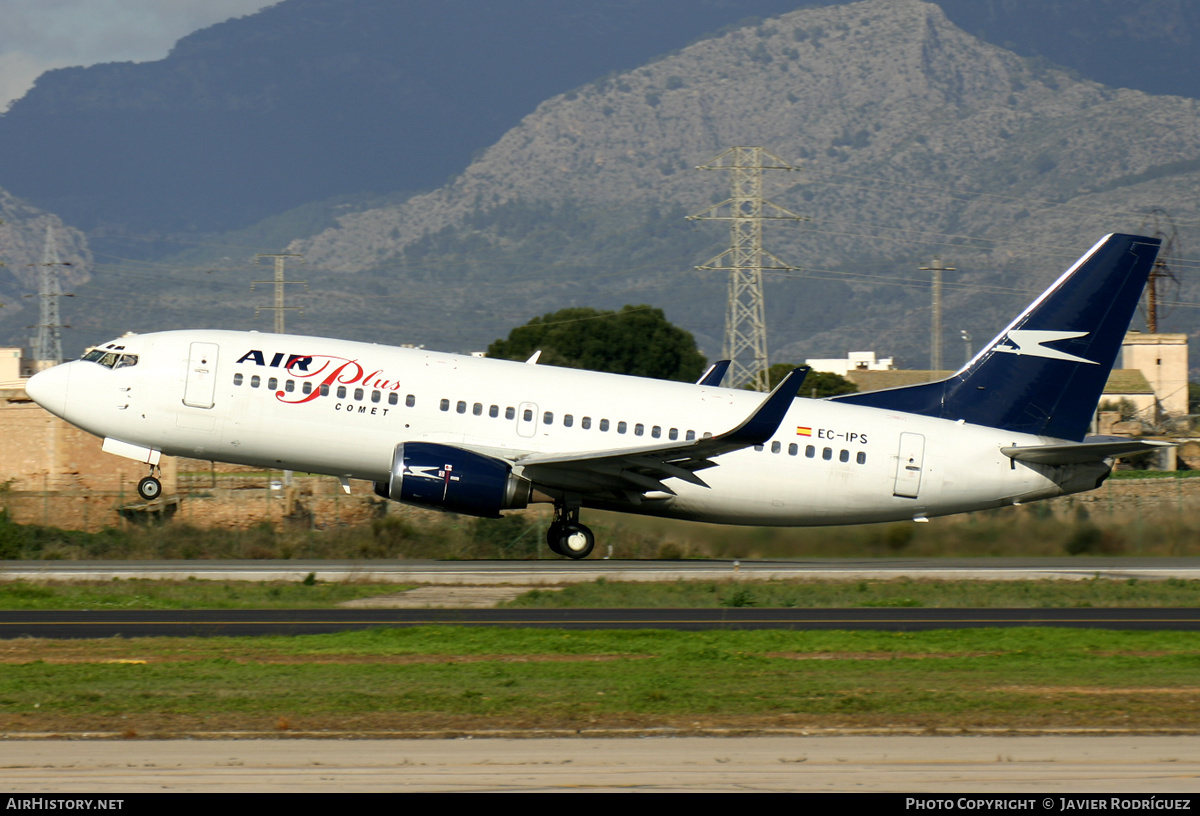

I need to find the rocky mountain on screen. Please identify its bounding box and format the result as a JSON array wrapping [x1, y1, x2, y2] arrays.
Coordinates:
[[0, 0, 810, 238], [0, 0, 1196, 245], [283, 0, 1200, 366]]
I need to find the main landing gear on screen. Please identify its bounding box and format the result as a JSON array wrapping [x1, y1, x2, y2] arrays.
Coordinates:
[[137, 466, 162, 501], [546, 504, 595, 560]]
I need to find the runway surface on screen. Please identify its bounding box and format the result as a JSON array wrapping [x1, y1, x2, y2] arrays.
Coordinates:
[[4, 560, 1200, 792], [3, 737, 1199, 792]]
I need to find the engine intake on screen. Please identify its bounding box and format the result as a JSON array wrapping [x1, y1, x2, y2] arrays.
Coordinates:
[[373, 442, 531, 517]]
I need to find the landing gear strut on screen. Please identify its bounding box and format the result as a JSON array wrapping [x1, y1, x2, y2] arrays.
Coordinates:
[[137, 466, 162, 501], [546, 504, 594, 560]]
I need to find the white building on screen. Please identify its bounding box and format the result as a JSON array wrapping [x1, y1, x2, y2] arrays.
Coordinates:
[[805, 350, 894, 378]]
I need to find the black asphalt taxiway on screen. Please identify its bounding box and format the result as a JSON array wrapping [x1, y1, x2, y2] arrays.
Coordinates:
[[5, 607, 1200, 639]]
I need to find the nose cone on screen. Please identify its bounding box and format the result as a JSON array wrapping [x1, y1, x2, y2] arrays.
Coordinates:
[[25, 363, 71, 418]]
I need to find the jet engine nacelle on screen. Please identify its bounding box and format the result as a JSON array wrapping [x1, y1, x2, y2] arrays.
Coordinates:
[[373, 442, 532, 518]]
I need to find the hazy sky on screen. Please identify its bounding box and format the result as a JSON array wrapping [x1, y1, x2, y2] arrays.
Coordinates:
[[0, 0, 277, 109]]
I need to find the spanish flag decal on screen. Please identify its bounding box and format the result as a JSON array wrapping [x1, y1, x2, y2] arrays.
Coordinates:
[[796, 426, 812, 436]]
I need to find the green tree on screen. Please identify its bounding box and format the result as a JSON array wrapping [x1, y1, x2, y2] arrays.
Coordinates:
[[758, 363, 858, 398], [487, 305, 707, 382]]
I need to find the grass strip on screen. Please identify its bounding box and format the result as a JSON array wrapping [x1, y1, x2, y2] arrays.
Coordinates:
[[504, 577, 1200, 608], [0, 579, 410, 610], [2, 576, 1200, 610], [1, 627, 1199, 735]]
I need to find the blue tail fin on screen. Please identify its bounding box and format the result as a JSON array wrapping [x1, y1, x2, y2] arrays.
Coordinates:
[[832, 234, 1162, 441]]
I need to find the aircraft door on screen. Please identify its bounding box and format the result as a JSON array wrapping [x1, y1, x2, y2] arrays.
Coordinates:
[[183, 342, 219, 409], [893, 432, 925, 499], [516, 402, 538, 438]]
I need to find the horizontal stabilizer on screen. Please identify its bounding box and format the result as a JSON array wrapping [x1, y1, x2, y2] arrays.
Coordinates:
[[1002, 437, 1173, 465]]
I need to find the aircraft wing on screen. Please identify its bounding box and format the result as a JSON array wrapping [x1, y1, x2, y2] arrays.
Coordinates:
[[1001, 436, 1173, 465], [505, 367, 808, 501]]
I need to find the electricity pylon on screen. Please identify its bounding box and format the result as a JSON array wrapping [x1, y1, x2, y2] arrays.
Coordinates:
[[252, 254, 306, 334], [32, 225, 69, 366], [687, 147, 804, 391]]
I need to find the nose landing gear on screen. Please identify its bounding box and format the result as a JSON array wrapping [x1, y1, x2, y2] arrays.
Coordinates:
[[546, 504, 595, 560], [137, 466, 162, 501]]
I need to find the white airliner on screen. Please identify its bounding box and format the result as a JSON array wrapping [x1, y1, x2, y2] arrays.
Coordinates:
[[26, 233, 1168, 558]]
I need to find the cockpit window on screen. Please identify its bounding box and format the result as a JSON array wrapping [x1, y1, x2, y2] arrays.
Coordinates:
[[81, 350, 138, 369]]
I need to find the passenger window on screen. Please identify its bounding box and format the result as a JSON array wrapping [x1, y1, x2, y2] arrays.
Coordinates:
[[686, 430, 695, 441], [823, 447, 833, 460], [489, 405, 499, 418], [302, 382, 312, 395], [617, 421, 627, 434], [523, 408, 533, 421], [353, 388, 363, 401], [440, 399, 450, 412], [652, 426, 661, 439], [703, 432, 713, 439], [581, 417, 591, 430], [233, 373, 243, 386], [268, 377, 278, 390], [320, 384, 330, 397], [372, 390, 382, 403], [543, 411, 553, 425], [754, 444, 764, 452], [635, 424, 644, 436], [457, 401, 467, 414], [406, 395, 416, 408], [387, 392, 397, 405], [473, 403, 482, 415], [285, 380, 295, 393], [251, 375, 261, 388], [806, 445, 815, 458], [505, 407, 515, 420], [337, 386, 347, 399], [857, 451, 867, 465], [669, 428, 678, 441], [599, 419, 609, 432], [840, 449, 850, 463], [771, 441, 781, 454], [788, 443, 798, 456], [564, 414, 573, 427]]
